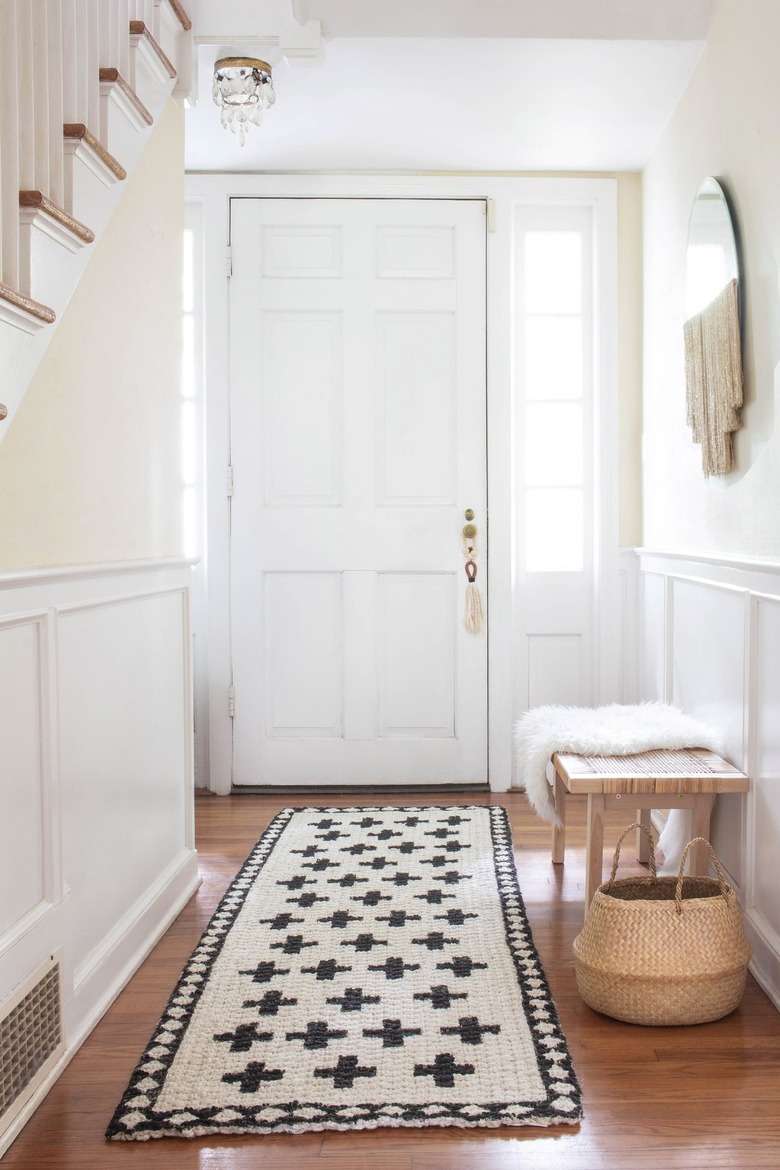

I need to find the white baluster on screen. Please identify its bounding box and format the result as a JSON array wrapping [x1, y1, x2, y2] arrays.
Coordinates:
[[17, 0, 35, 193], [31, 0, 51, 197], [86, 0, 100, 133], [118, 0, 130, 81], [46, 0, 64, 207], [0, 0, 21, 287], [74, 0, 91, 124], [61, 0, 78, 123]]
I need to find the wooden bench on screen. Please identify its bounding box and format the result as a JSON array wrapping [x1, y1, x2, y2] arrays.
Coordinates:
[[550, 747, 749, 917]]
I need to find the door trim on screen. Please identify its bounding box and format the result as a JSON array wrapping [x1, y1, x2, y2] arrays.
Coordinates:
[[187, 173, 619, 795]]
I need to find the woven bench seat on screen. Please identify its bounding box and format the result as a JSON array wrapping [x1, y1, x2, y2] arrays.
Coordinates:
[[550, 747, 749, 918]]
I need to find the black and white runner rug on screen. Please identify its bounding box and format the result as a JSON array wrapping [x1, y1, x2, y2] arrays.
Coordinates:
[[107, 806, 582, 1139]]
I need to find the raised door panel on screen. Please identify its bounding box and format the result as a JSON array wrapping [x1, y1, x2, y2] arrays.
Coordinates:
[[379, 573, 456, 737], [377, 312, 457, 506], [263, 572, 343, 738], [262, 312, 343, 506]]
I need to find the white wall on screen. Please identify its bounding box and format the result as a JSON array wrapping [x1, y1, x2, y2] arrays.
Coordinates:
[[0, 100, 185, 570], [0, 92, 196, 1154], [643, 0, 780, 556], [639, 0, 780, 1011]]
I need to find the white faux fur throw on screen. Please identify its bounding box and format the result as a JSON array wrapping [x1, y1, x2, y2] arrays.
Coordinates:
[[514, 702, 724, 827]]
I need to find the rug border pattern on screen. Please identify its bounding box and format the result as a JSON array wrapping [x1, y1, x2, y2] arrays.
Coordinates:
[[106, 806, 582, 1139]]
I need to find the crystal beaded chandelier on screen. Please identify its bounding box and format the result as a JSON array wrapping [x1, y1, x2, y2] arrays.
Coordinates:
[[212, 57, 276, 146]]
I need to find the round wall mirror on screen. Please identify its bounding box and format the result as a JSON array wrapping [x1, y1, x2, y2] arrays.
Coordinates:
[[685, 177, 740, 320]]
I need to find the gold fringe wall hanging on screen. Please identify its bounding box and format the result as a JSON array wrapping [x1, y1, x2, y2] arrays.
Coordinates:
[[684, 277, 743, 477]]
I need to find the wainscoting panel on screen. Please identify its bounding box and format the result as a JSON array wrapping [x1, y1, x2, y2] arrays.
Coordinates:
[[0, 617, 46, 942], [58, 589, 190, 980], [751, 594, 780, 960], [0, 560, 198, 1158], [634, 550, 780, 1012]]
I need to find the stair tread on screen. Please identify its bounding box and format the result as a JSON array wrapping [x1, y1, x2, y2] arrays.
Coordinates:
[[0, 281, 56, 325], [99, 68, 154, 126], [63, 124, 127, 180], [19, 192, 96, 244], [129, 21, 177, 79]]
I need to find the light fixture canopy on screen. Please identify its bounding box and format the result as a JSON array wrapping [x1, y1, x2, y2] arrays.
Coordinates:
[[212, 56, 276, 146]]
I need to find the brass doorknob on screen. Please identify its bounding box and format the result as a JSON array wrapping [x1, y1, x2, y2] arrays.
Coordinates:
[[462, 522, 477, 540]]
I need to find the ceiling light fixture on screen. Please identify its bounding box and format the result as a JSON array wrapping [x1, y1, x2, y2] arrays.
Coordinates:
[[212, 57, 276, 146]]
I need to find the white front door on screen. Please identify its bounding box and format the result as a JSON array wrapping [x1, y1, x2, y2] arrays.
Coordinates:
[[228, 198, 487, 787]]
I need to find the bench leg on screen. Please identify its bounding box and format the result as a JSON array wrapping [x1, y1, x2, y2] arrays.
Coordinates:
[[552, 772, 567, 864], [585, 793, 606, 916], [637, 807, 652, 864], [690, 794, 715, 874]]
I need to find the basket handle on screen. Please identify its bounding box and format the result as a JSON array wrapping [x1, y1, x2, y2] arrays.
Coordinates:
[[608, 821, 657, 883], [674, 838, 731, 914]]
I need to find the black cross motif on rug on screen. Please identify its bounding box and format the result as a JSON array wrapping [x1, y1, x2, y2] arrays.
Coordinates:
[[315, 829, 350, 841], [318, 909, 364, 928], [413, 983, 469, 1009], [441, 1016, 502, 1045], [328, 872, 369, 888], [301, 958, 352, 981], [339, 842, 377, 856], [389, 841, 424, 855], [259, 912, 304, 930], [291, 844, 327, 858], [351, 889, 392, 906], [269, 934, 318, 955], [238, 960, 290, 984], [221, 1061, 284, 1093], [326, 986, 381, 1013], [376, 909, 422, 927], [382, 870, 422, 887], [414, 1053, 476, 1087], [350, 816, 385, 828], [301, 857, 341, 872], [414, 888, 455, 904], [368, 956, 421, 980], [213, 1022, 273, 1052], [412, 931, 460, 951], [340, 932, 388, 953], [285, 1020, 348, 1050], [276, 874, 315, 891], [434, 908, 479, 926], [242, 990, 297, 1016], [286, 891, 329, 908], [362, 1019, 422, 1048], [393, 815, 427, 827], [436, 956, 488, 978], [359, 857, 398, 871], [314, 1055, 377, 1089]]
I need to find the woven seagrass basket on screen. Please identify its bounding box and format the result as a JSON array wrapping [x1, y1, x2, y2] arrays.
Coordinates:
[[573, 822, 751, 1026]]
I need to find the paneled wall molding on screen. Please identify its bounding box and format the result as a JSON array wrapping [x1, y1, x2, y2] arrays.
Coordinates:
[[0, 559, 197, 1158], [632, 547, 780, 1013], [0, 554, 198, 590]]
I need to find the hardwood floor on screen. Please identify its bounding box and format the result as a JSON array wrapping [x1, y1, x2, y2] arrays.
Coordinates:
[[4, 791, 780, 1169]]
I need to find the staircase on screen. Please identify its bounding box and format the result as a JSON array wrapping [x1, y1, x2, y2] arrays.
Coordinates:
[[0, 0, 192, 433]]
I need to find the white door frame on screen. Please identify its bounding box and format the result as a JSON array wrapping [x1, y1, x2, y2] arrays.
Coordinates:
[[185, 173, 619, 796]]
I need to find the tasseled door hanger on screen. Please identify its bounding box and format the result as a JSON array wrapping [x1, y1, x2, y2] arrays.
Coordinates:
[[461, 513, 484, 635]]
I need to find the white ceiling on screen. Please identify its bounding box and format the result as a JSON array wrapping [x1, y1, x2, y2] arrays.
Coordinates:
[[185, 0, 710, 173]]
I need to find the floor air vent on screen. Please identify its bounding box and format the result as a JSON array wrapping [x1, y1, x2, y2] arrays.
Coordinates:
[[1, 956, 64, 1140]]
